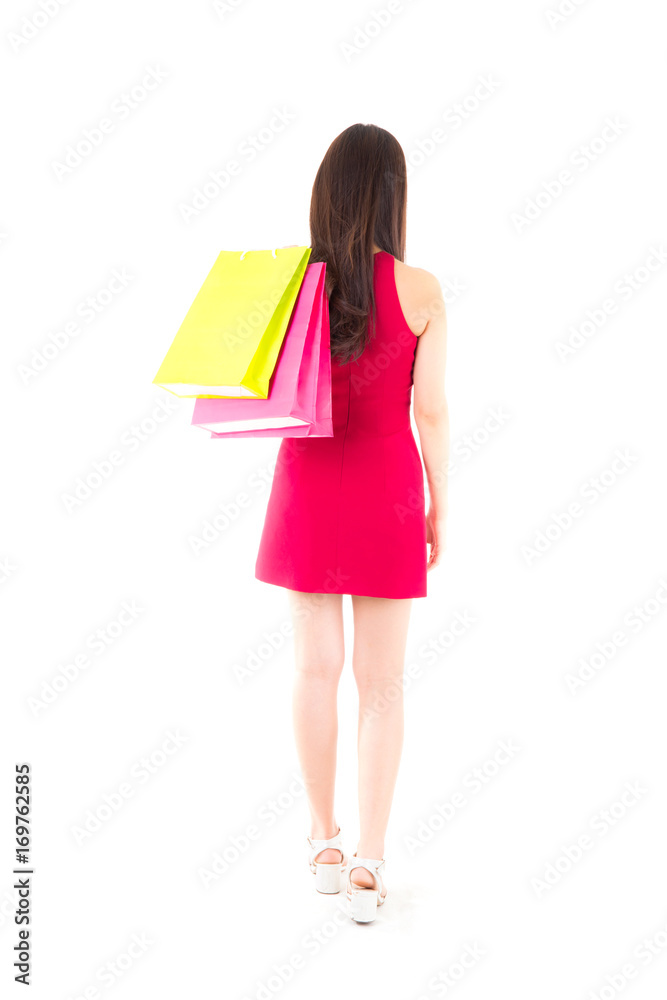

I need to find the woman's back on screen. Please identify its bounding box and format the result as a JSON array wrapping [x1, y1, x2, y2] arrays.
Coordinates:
[[255, 249, 428, 599], [330, 250, 421, 438]]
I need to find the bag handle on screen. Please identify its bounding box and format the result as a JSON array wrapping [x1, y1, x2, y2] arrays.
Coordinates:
[[239, 248, 278, 261]]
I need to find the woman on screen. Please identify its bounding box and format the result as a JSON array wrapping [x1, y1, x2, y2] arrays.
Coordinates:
[[255, 123, 449, 922]]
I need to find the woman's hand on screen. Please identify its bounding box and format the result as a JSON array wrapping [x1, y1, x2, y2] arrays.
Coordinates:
[[426, 507, 446, 570]]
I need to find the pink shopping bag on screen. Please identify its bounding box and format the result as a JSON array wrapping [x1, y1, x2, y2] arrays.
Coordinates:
[[191, 263, 333, 438]]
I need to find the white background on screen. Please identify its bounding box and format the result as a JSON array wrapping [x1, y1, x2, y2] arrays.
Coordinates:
[[2, 0, 666, 997]]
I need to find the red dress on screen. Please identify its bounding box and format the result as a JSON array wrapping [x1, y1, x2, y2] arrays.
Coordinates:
[[255, 250, 427, 598]]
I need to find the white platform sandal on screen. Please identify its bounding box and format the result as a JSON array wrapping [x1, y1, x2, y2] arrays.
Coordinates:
[[346, 854, 388, 922], [307, 828, 346, 894]]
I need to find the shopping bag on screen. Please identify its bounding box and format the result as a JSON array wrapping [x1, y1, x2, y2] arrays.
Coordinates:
[[153, 246, 311, 398], [304, 285, 332, 436], [251, 280, 332, 437], [192, 262, 332, 438], [209, 284, 332, 439]]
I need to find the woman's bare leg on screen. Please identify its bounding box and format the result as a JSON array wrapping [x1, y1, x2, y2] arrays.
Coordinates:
[[288, 590, 345, 863], [350, 595, 413, 887]]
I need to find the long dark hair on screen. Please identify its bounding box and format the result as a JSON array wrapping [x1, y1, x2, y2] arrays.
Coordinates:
[[309, 124, 407, 364]]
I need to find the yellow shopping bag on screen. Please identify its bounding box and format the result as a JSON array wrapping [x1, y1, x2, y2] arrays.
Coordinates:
[[153, 246, 311, 398]]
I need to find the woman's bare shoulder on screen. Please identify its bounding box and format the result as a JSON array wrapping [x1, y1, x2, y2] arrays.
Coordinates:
[[393, 258, 444, 336]]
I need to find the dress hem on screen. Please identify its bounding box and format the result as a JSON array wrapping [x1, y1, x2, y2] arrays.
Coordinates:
[[255, 572, 426, 600]]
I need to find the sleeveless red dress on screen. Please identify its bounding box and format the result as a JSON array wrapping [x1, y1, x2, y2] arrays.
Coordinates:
[[255, 250, 427, 598]]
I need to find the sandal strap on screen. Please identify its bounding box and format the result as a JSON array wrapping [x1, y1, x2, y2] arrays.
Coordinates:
[[307, 828, 344, 866], [347, 855, 386, 892]]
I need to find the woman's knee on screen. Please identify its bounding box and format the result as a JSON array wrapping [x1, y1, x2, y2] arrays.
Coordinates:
[[295, 650, 345, 683], [289, 591, 345, 682], [352, 656, 404, 698]]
